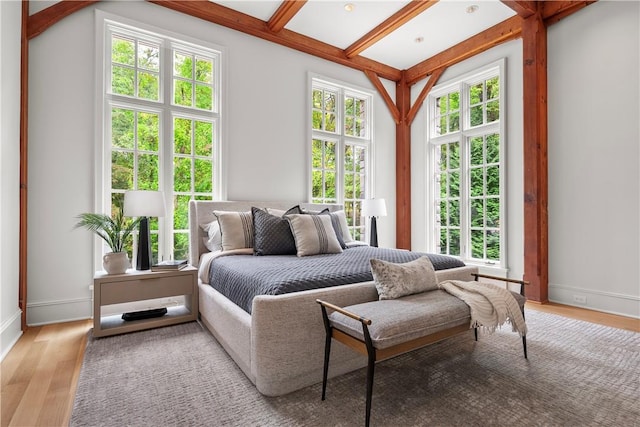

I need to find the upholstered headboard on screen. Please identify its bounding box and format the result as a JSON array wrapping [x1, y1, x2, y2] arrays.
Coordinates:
[[188, 200, 343, 267]]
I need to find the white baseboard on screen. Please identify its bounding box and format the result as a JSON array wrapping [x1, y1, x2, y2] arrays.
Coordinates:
[[549, 283, 640, 319], [26, 297, 92, 326], [1, 309, 23, 362]]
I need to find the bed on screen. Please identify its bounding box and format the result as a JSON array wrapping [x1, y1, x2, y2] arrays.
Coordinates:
[[188, 200, 478, 396]]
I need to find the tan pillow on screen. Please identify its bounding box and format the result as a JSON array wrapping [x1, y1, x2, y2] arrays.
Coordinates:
[[370, 256, 438, 300], [285, 214, 343, 257], [213, 210, 253, 251]]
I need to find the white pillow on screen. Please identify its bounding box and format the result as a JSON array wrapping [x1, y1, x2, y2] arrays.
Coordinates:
[[213, 210, 253, 251], [201, 220, 222, 252], [285, 213, 343, 257], [370, 256, 438, 300]]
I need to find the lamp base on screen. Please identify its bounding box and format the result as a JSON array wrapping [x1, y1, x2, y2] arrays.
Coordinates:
[[136, 217, 152, 270], [369, 216, 378, 247]]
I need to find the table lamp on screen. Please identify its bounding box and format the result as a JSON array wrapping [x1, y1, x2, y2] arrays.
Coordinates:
[[124, 190, 166, 270], [362, 198, 387, 247]]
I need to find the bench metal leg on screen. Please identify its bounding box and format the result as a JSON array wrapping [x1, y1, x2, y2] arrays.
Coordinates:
[[521, 309, 528, 359], [322, 329, 332, 400], [362, 322, 376, 427], [319, 305, 333, 400], [365, 353, 375, 427]]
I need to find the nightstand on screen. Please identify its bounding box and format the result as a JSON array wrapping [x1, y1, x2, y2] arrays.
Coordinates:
[[92, 266, 198, 337]]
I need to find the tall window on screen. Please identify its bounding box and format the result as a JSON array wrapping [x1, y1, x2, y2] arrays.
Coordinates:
[[427, 61, 505, 267], [101, 18, 221, 264], [311, 77, 373, 242]]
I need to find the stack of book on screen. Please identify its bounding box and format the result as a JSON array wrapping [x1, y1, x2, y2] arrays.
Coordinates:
[[151, 259, 188, 271]]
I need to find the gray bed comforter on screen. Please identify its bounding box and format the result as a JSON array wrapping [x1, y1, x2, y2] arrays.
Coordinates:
[[208, 246, 465, 313]]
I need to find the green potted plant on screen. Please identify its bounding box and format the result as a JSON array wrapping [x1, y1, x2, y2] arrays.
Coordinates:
[[74, 206, 141, 274]]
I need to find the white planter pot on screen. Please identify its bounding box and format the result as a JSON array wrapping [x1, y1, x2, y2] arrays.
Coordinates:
[[103, 252, 129, 274]]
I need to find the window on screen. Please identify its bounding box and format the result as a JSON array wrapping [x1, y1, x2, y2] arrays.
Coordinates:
[[311, 77, 373, 242], [100, 17, 222, 265], [426, 61, 505, 267]]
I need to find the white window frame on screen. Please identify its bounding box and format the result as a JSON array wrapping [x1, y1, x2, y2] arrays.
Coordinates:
[[95, 11, 224, 270], [425, 59, 507, 270], [309, 74, 375, 241]]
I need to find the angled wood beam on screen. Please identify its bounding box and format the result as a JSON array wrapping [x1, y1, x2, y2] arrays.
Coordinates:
[[27, 0, 100, 39], [405, 15, 522, 86], [500, 1, 537, 18], [364, 70, 400, 125], [267, 0, 307, 33], [406, 67, 444, 126], [542, 1, 597, 26], [395, 73, 412, 249], [522, 10, 548, 303], [149, 0, 402, 82], [344, 0, 438, 58]]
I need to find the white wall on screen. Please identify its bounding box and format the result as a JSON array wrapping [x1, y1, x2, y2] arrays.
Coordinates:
[[547, 0, 639, 317], [26, 2, 396, 325], [410, 39, 525, 283], [0, 0, 23, 360]]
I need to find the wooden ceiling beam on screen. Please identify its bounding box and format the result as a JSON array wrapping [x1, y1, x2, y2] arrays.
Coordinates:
[[26, 0, 100, 39], [344, 0, 439, 59], [405, 15, 523, 86], [267, 0, 307, 33], [500, 1, 537, 18], [542, 1, 597, 26], [148, 0, 402, 82]]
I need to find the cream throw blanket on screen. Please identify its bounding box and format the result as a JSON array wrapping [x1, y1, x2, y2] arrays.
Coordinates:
[[438, 280, 528, 337]]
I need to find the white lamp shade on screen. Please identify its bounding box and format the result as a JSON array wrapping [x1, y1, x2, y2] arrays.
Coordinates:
[[362, 198, 387, 217], [123, 190, 166, 217]]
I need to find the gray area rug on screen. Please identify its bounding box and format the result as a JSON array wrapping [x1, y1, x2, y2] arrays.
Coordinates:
[[71, 310, 640, 426]]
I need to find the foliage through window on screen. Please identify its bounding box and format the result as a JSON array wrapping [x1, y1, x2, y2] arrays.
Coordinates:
[[427, 62, 505, 266], [102, 19, 221, 265], [311, 78, 372, 242]]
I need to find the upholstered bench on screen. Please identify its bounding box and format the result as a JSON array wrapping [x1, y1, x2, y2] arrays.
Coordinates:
[[316, 273, 528, 427]]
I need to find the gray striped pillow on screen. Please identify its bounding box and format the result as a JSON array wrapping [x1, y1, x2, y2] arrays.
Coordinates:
[[285, 213, 343, 257], [213, 210, 254, 251]]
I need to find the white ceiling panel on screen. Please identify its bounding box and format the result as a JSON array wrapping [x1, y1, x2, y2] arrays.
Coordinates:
[[360, 0, 517, 69], [285, 1, 411, 50], [215, 0, 283, 21]]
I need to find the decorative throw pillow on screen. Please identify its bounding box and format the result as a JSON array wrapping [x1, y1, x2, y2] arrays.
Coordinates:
[[285, 213, 343, 257], [201, 220, 222, 252], [213, 210, 254, 251], [252, 207, 297, 256], [329, 210, 354, 245], [298, 207, 348, 249], [370, 256, 438, 300], [266, 205, 303, 217]]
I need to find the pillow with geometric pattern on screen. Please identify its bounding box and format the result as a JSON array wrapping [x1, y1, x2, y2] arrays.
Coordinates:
[[252, 207, 297, 256]]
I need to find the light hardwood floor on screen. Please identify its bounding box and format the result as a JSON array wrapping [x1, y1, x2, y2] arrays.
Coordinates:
[[1, 305, 638, 427]]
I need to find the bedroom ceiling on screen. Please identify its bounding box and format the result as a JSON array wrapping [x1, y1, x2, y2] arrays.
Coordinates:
[[215, 0, 517, 70]]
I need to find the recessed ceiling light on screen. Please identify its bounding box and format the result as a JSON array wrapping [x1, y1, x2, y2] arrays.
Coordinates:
[[415, 37, 424, 44], [344, 3, 354, 12], [466, 4, 479, 14]]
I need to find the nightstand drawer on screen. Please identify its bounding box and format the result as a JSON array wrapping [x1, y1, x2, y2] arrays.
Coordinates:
[[100, 274, 193, 305]]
